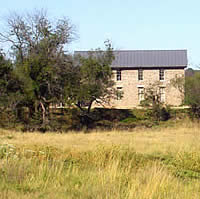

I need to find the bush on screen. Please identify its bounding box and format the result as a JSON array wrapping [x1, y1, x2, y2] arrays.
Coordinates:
[[184, 73, 200, 119], [95, 120, 113, 130], [145, 105, 171, 121], [92, 108, 134, 122], [114, 122, 137, 130], [120, 117, 137, 123]]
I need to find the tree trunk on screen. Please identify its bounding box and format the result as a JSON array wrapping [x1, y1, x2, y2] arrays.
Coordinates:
[[87, 100, 93, 114], [39, 101, 46, 124]]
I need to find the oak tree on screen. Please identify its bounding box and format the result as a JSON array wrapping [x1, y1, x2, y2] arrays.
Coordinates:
[[0, 9, 75, 124]]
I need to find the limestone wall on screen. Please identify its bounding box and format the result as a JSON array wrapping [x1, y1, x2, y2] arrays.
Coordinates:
[[109, 68, 184, 108]]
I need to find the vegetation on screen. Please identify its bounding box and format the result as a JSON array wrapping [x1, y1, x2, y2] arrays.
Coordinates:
[[65, 41, 116, 128], [140, 82, 171, 121], [0, 10, 116, 131], [0, 8, 199, 199], [171, 71, 200, 119], [185, 73, 200, 118], [0, 9, 196, 132], [0, 122, 200, 198], [0, 10, 76, 127], [70, 41, 115, 114]]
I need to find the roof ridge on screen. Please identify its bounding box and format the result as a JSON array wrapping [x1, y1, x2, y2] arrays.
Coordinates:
[[75, 50, 187, 68], [75, 49, 187, 52], [113, 49, 187, 52]]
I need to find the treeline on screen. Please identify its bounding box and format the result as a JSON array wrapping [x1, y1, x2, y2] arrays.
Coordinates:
[[0, 10, 199, 132], [0, 10, 116, 131], [171, 68, 200, 119]]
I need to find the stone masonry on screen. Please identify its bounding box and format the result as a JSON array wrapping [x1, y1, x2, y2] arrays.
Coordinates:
[[75, 50, 187, 109], [110, 68, 185, 108]]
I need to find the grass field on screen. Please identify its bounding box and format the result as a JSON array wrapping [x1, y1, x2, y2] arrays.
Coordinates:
[[0, 120, 200, 198]]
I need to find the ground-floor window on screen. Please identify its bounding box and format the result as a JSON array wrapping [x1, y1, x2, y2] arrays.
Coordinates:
[[160, 87, 165, 103], [138, 87, 145, 103], [116, 69, 121, 81], [117, 87, 123, 100]]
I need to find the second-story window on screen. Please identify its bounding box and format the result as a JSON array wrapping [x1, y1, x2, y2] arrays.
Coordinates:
[[159, 69, 164, 80], [116, 69, 121, 81], [138, 69, 143, 80]]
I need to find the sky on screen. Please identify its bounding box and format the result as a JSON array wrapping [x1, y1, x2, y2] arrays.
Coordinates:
[[1, 0, 200, 68]]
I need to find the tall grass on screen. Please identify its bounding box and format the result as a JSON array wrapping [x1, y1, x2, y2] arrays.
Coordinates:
[[0, 122, 200, 198]]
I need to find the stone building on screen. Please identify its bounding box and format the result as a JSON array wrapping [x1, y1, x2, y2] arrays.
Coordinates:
[[76, 50, 187, 108]]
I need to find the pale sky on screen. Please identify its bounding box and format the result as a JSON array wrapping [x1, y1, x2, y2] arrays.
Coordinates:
[[1, 0, 200, 68]]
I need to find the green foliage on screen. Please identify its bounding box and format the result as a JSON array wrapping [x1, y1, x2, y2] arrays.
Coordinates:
[[0, 143, 17, 159], [65, 41, 116, 115], [131, 109, 148, 120], [0, 53, 13, 96], [150, 151, 200, 179], [0, 10, 117, 131], [145, 105, 171, 121], [0, 10, 184, 131], [121, 117, 137, 123], [171, 73, 200, 119], [140, 82, 171, 121], [2, 141, 200, 198], [93, 108, 134, 122], [0, 51, 22, 111], [0, 10, 77, 129], [185, 73, 200, 118]]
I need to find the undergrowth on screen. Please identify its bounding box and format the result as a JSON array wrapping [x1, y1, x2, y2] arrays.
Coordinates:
[[1, 141, 200, 198]]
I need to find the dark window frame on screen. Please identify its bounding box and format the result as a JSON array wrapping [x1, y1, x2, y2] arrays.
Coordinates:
[[138, 87, 145, 102], [159, 87, 165, 103], [159, 69, 165, 80], [138, 69, 143, 81], [117, 87, 123, 100], [116, 69, 121, 81]]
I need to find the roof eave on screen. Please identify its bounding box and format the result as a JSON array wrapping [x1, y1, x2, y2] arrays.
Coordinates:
[[111, 65, 187, 69]]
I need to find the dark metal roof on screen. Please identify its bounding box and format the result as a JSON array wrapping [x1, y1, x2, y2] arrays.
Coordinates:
[[75, 50, 187, 68]]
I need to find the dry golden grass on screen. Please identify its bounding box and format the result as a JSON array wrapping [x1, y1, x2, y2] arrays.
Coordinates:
[[0, 121, 200, 199], [0, 119, 199, 154]]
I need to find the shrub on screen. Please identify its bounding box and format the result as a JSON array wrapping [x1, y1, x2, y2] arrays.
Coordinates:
[[120, 117, 137, 123], [145, 105, 171, 121]]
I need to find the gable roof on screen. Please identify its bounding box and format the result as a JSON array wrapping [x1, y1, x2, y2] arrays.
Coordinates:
[[75, 49, 187, 68]]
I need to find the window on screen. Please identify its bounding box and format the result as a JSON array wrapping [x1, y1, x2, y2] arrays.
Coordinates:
[[138, 69, 143, 80], [160, 87, 165, 103], [116, 69, 121, 81], [117, 87, 123, 100], [138, 87, 144, 103], [159, 69, 164, 80]]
